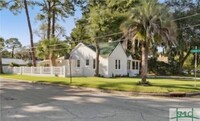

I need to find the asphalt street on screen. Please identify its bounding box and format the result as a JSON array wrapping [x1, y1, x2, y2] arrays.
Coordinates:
[[0, 78, 200, 121]]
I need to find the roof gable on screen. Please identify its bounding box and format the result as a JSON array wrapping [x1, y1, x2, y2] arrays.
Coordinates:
[[83, 41, 122, 58]]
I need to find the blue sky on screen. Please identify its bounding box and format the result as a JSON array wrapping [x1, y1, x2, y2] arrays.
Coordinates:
[[0, 5, 82, 46]]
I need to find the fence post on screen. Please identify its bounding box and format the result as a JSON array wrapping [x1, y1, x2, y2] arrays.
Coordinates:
[[30, 67, 33, 75], [63, 65, 66, 77], [12, 67, 15, 74], [20, 67, 22, 75], [51, 66, 53, 75], [22, 67, 24, 74], [40, 66, 42, 74], [60, 66, 62, 77], [10, 67, 12, 74]]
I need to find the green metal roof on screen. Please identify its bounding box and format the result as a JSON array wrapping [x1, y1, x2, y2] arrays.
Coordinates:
[[84, 41, 120, 58]]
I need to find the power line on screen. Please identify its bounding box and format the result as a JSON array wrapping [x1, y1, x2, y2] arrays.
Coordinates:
[[2, 23, 200, 54], [2, 23, 200, 51], [177, 23, 200, 30], [37, 23, 200, 50], [95, 32, 123, 39], [25, 48, 68, 53], [1, 23, 200, 50], [31, 23, 200, 49], [25, 32, 124, 49], [172, 13, 200, 22], [0, 13, 199, 48]]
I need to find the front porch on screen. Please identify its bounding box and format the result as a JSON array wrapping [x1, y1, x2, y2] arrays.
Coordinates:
[[127, 60, 140, 76]]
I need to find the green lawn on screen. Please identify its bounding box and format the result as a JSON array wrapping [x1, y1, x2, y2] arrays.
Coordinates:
[[0, 74, 200, 93]]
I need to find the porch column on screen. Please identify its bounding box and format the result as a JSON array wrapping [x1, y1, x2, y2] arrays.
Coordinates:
[[138, 61, 140, 71]]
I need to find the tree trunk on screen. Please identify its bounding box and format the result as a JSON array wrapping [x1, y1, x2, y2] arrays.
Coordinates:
[[50, 54, 56, 66], [52, 1, 56, 38], [177, 47, 192, 74], [47, 1, 51, 39], [24, 0, 36, 67], [95, 40, 100, 77], [50, 58, 56, 66], [141, 42, 148, 84], [0, 52, 3, 73], [11, 47, 14, 58]]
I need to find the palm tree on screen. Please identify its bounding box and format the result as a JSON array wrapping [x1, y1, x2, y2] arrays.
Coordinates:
[[36, 37, 69, 66], [121, 0, 176, 85]]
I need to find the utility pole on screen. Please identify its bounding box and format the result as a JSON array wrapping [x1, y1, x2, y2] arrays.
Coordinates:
[[194, 46, 197, 87], [69, 55, 72, 83], [191, 46, 199, 87]]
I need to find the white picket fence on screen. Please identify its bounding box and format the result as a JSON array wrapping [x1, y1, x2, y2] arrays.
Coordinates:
[[3, 66, 13, 74], [3, 66, 83, 77]]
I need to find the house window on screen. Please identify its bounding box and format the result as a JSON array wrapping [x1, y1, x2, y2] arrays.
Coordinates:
[[93, 59, 95, 69], [132, 61, 135, 70], [127, 60, 131, 70], [118, 60, 120, 69], [77, 60, 80, 67], [115, 60, 121, 69], [86, 59, 89, 66], [115, 60, 118, 69], [136, 61, 138, 70]]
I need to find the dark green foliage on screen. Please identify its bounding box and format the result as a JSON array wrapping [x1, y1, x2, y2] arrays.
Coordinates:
[[70, 18, 91, 45], [36, 0, 85, 39], [148, 58, 174, 75], [0, 37, 4, 51], [9, 62, 20, 67], [36, 37, 70, 66], [165, 0, 200, 74], [0, 37, 4, 73], [121, 0, 176, 83], [26, 62, 32, 67], [1, 50, 12, 58], [5, 38, 22, 58]]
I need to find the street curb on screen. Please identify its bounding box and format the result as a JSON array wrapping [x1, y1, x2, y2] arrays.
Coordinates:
[[185, 92, 200, 97], [147, 76, 200, 80], [1, 77, 200, 97]]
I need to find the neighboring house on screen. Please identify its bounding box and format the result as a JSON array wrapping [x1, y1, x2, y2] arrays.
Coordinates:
[[2, 58, 28, 66], [38, 56, 69, 67], [157, 55, 168, 63], [39, 41, 140, 77], [2, 58, 29, 73]]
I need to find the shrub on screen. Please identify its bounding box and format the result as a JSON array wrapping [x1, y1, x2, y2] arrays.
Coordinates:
[[26, 62, 32, 67], [148, 58, 174, 75], [9, 62, 20, 67]]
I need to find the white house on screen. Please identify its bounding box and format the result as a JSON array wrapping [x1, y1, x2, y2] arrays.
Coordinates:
[[68, 41, 140, 77], [2, 58, 28, 66], [2, 58, 29, 73]]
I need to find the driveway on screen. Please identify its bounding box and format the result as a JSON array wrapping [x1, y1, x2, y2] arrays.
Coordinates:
[[0, 78, 200, 121]]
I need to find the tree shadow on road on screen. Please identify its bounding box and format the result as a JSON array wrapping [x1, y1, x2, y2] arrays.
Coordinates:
[[1, 79, 200, 121]]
